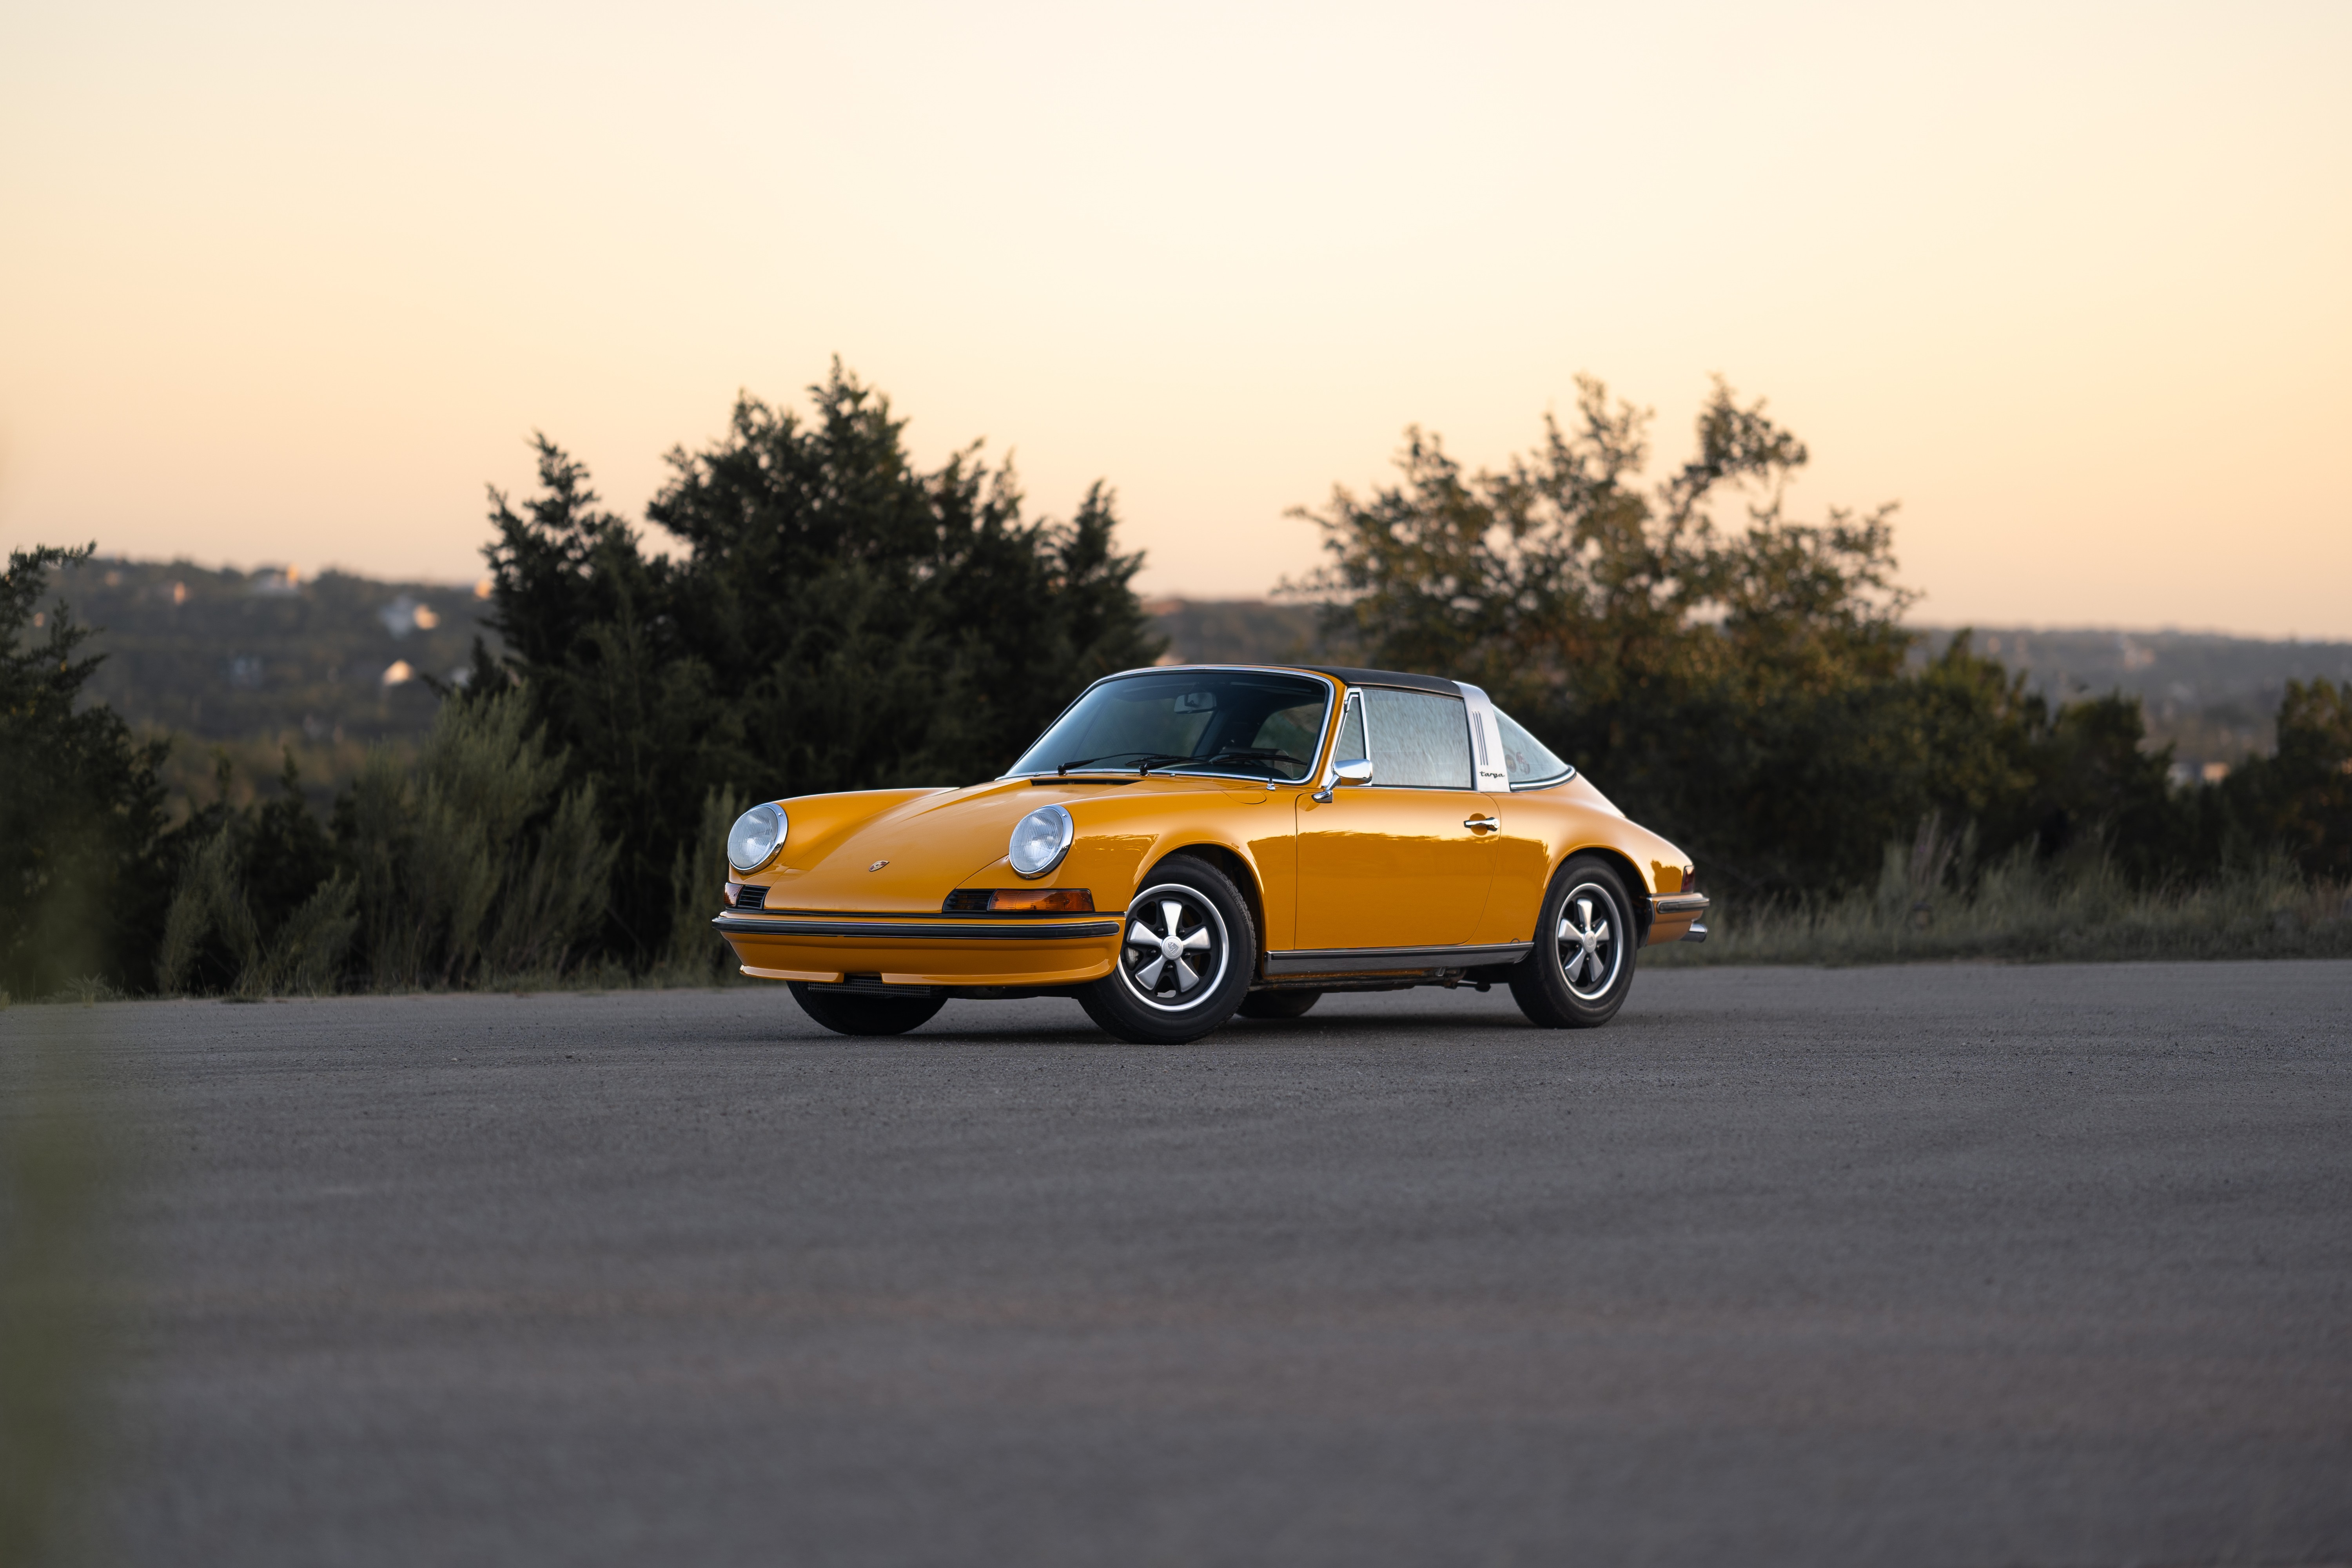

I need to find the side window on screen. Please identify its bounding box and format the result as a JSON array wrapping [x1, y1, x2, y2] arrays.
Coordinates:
[[1362, 688, 1474, 789], [1333, 693, 1366, 763]]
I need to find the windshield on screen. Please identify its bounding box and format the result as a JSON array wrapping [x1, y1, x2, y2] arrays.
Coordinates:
[[1011, 670, 1332, 782]]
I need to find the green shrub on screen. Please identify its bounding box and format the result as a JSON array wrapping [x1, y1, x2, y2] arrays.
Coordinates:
[[340, 691, 617, 991]]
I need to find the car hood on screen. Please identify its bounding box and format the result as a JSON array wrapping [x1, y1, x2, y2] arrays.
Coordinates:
[[757, 779, 1054, 913]]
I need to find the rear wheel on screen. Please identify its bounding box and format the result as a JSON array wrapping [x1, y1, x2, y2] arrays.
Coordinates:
[[1079, 857, 1256, 1044], [1508, 856, 1638, 1029], [788, 983, 946, 1036], [1237, 989, 1321, 1019]]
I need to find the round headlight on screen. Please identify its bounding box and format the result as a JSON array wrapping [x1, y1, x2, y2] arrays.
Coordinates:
[[1007, 804, 1075, 878], [727, 803, 786, 872]]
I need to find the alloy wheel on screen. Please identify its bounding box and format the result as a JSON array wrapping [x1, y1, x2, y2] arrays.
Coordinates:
[[1555, 882, 1623, 1002], [1118, 884, 1230, 1012]]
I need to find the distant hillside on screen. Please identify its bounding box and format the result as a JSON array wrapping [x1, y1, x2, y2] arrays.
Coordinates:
[[51, 555, 495, 744], [39, 563, 2345, 808], [1909, 627, 2352, 768], [1151, 599, 2352, 770], [1143, 597, 1326, 667]]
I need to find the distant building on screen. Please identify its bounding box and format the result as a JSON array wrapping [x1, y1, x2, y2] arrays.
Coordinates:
[[377, 595, 440, 638]]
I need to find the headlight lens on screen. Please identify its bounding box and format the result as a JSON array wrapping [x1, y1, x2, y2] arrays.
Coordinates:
[[1007, 804, 1075, 878], [727, 803, 786, 872]]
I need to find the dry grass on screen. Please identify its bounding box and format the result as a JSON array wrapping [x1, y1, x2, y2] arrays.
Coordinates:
[[1650, 843, 2352, 967]]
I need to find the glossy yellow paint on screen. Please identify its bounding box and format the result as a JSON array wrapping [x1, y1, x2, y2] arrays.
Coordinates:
[[1294, 785, 1494, 947], [1464, 776, 1695, 947], [717, 667, 1705, 987]]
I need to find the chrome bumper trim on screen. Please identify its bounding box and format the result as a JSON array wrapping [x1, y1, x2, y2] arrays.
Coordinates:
[[713, 915, 1119, 941]]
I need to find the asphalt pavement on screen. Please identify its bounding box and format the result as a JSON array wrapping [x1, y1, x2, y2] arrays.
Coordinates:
[[10, 960, 2351, 1566]]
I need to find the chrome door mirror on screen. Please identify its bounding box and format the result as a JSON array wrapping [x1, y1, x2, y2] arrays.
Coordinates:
[[1311, 757, 1374, 803]]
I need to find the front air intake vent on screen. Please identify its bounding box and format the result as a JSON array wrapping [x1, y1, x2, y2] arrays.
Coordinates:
[[734, 884, 768, 910]]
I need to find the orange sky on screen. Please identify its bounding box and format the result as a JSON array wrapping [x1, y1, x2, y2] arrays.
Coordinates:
[[4, 1, 2347, 635]]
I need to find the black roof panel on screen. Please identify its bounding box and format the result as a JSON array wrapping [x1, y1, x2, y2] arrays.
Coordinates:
[[1299, 665, 1461, 696]]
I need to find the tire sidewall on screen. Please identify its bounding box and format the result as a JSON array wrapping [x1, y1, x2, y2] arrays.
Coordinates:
[[1083, 857, 1257, 1043], [1511, 856, 1639, 1028]]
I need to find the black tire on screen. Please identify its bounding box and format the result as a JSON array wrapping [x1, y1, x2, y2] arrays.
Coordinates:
[[788, 983, 947, 1036], [1079, 856, 1257, 1044], [1508, 855, 1639, 1029], [1236, 989, 1322, 1020]]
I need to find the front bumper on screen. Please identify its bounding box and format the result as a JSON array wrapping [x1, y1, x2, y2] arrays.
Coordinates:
[[712, 910, 1123, 987]]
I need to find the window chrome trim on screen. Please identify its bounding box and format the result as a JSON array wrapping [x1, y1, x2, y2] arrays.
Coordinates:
[[1336, 682, 1482, 793]]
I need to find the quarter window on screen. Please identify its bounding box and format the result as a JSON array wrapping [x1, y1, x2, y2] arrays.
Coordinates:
[[1333, 693, 1366, 764], [1362, 688, 1474, 789], [1494, 706, 1575, 788]]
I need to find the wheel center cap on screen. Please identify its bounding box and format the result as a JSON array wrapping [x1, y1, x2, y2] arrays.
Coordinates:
[[1161, 936, 1184, 960]]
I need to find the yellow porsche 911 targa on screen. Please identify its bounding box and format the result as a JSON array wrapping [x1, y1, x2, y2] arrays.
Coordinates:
[[713, 664, 1708, 1042]]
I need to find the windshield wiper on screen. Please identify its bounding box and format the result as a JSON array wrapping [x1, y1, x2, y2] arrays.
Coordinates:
[[1058, 751, 1197, 777], [1202, 746, 1306, 779], [1207, 747, 1303, 768]]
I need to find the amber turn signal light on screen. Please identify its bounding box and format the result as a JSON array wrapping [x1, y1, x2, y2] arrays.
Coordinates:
[[944, 888, 1095, 913]]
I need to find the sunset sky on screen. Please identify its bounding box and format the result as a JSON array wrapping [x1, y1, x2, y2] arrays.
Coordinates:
[[4, 1, 2347, 635]]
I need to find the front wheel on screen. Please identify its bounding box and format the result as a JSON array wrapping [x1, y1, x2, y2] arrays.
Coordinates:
[[788, 983, 946, 1036], [1508, 856, 1638, 1029], [1078, 857, 1256, 1044]]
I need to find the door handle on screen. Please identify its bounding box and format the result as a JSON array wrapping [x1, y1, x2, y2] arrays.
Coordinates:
[[1463, 815, 1499, 834]]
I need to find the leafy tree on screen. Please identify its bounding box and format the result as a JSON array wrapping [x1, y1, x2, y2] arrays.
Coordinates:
[[1287, 379, 2213, 898], [0, 544, 170, 995], [484, 362, 1163, 962], [1292, 376, 1909, 715], [1289, 379, 1938, 894], [2027, 694, 2185, 882], [2216, 679, 2352, 882]]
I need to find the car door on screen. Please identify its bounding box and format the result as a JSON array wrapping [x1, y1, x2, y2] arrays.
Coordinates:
[[1292, 685, 1497, 952]]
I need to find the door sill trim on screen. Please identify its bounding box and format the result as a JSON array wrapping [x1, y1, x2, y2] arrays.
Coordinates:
[[1264, 942, 1532, 977]]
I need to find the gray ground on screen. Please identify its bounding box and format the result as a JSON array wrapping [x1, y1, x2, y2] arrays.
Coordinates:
[[11, 961, 2352, 1567]]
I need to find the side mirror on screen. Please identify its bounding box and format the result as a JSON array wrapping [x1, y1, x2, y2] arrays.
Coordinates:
[[1311, 757, 1374, 803]]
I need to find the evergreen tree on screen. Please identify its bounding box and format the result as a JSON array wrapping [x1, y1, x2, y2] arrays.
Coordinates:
[[484, 362, 1162, 962], [0, 545, 171, 995]]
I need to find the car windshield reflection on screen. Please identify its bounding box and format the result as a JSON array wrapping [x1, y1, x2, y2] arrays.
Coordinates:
[[1009, 670, 1330, 783]]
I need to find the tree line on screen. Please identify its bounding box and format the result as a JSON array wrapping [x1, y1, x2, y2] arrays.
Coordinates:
[[2, 366, 1160, 997], [4, 367, 2345, 998], [1289, 376, 2350, 902]]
